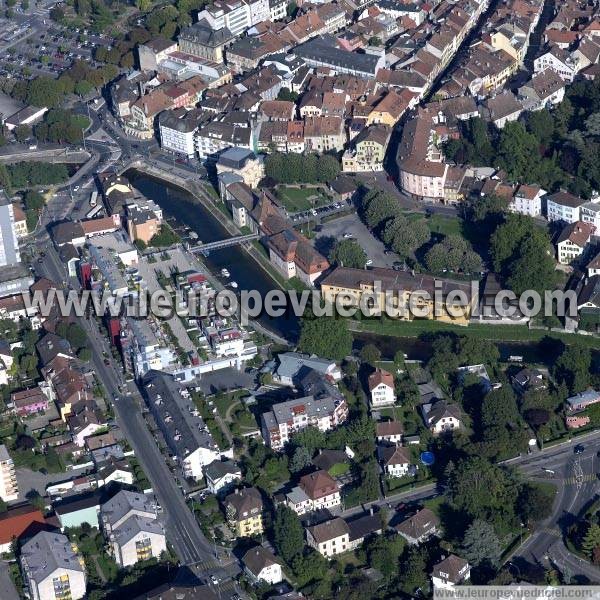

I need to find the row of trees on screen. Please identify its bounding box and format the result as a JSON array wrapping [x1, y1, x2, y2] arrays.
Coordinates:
[[265, 153, 341, 185], [34, 109, 90, 145]]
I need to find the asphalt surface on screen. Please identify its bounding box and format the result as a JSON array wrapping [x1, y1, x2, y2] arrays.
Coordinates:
[[511, 432, 600, 582]]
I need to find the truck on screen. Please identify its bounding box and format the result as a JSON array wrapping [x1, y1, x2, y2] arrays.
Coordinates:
[[89, 191, 98, 207]]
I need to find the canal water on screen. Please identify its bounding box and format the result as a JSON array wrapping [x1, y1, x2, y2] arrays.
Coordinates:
[[125, 171, 301, 341], [127, 171, 586, 366]]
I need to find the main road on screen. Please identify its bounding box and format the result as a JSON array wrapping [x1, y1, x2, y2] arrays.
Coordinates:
[[34, 242, 241, 591]]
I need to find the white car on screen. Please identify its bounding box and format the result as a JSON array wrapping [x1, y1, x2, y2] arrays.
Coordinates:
[[343, 233, 353, 239], [365, 259, 373, 266]]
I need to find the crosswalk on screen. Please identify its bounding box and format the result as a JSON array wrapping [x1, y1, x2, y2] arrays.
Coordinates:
[[564, 473, 596, 485], [542, 527, 562, 538], [188, 558, 218, 572]]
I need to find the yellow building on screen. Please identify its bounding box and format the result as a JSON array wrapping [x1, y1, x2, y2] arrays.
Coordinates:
[[224, 487, 264, 537], [320, 267, 475, 326]]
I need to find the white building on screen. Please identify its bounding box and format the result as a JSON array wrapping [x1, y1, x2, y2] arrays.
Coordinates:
[[20, 531, 86, 600], [242, 547, 283, 585], [377, 444, 411, 478], [581, 202, 600, 229], [306, 517, 350, 558], [546, 191, 587, 223], [431, 555, 471, 589], [509, 184, 544, 217], [376, 420, 403, 444], [198, 0, 270, 37], [556, 221, 595, 265], [100, 490, 166, 568], [368, 368, 395, 407], [533, 47, 578, 81], [204, 459, 242, 495], [0, 444, 18, 502], [158, 108, 203, 158], [273, 352, 342, 386]]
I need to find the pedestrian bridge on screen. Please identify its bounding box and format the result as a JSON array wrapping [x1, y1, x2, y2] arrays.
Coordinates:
[[188, 233, 260, 255]]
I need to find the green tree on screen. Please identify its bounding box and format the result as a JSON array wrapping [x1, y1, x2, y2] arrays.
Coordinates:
[[397, 546, 429, 595], [383, 215, 430, 258], [582, 523, 600, 558], [273, 505, 304, 564], [359, 343, 381, 366], [517, 483, 555, 526], [66, 323, 87, 350], [289, 446, 312, 473], [14, 124, 31, 143], [329, 239, 367, 268], [554, 344, 592, 394], [363, 191, 398, 230], [298, 317, 352, 361], [461, 519, 502, 567]]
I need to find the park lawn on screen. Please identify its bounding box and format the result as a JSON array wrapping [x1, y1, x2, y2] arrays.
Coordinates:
[[276, 186, 329, 212], [426, 213, 462, 237], [353, 319, 600, 348]]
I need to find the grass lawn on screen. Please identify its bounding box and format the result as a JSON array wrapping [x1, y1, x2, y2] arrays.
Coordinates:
[[426, 213, 462, 237], [353, 319, 600, 348], [328, 462, 350, 477], [276, 186, 329, 212]]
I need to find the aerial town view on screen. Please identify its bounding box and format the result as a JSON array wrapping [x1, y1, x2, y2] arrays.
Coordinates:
[[0, 0, 598, 597]]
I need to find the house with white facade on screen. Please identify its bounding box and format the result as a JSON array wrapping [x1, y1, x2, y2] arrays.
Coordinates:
[[556, 221, 595, 265], [431, 555, 471, 589], [368, 368, 396, 407], [376, 420, 403, 444], [306, 517, 350, 558], [20, 531, 87, 600], [377, 444, 412, 478], [533, 46, 579, 81], [509, 184, 544, 217], [546, 191, 587, 223], [242, 547, 283, 585], [204, 459, 242, 495], [100, 490, 166, 568]]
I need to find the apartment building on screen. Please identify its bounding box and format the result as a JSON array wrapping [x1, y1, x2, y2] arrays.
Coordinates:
[[20, 531, 86, 600], [546, 191, 587, 223], [195, 121, 253, 161], [197, 0, 270, 37], [101, 490, 166, 568], [142, 370, 222, 481], [0, 191, 21, 267], [224, 487, 264, 537], [0, 444, 17, 502], [397, 109, 448, 202], [306, 518, 350, 557], [509, 184, 544, 217], [261, 376, 348, 450]]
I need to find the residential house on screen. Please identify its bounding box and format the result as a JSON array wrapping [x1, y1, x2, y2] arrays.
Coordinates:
[[204, 459, 242, 496], [346, 512, 383, 550], [565, 389, 600, 412], [224, 487, 264, 537], [0, 504, 48, 553], [368, 368, 395, 407], [377, 444, 411, 478], [242, 547, 283, 585], [272, 352, 342, 386], [556, 221, 595, 265], [422, 401, 462, 435], [518, 69, 565, 110], [482, 92, 523, 128], [376, 421, 403, 444], [54, 491, 103, 529], [395, 507, 439, 544], [10, 386, 50, 417], [303, 116, 345, 154], [298, 470, 341, 511], [431, 555, 471, 589], [533, 46, 578, 81], [510, 184, 544, 217], [306, 517, 350, 558], [20, 531, 86, 600], [512, 368, 546, 392]]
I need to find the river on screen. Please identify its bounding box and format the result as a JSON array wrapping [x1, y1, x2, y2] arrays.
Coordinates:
[[125, 171, 301, 342]]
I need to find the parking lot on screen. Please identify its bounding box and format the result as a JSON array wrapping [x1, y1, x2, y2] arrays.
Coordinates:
[[316, 212, 403, 269]]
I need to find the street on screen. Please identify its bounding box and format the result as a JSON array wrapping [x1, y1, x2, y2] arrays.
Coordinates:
[[511, 433, 600, 582]]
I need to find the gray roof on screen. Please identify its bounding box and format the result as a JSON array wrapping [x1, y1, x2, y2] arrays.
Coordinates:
[[142, 370, 219, 458], [218, 146, 256, 169], [294, 35, 382, 76], [275, 352, 336, 381], [113, 514, 164, 546], [179, 20, 235, 48], [101, 490, 156, 529], [262, 393, 344, 430], [21, 531, 84, 583], [204, 459, 241, 481]]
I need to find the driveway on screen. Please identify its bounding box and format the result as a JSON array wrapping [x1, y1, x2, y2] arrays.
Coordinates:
[[0, 561, 18, 600], [16, 465, 92, 499], [316, 213, 401, 269]]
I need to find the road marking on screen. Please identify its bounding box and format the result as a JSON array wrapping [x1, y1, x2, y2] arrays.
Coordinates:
[[564, 473, 596, 485]]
